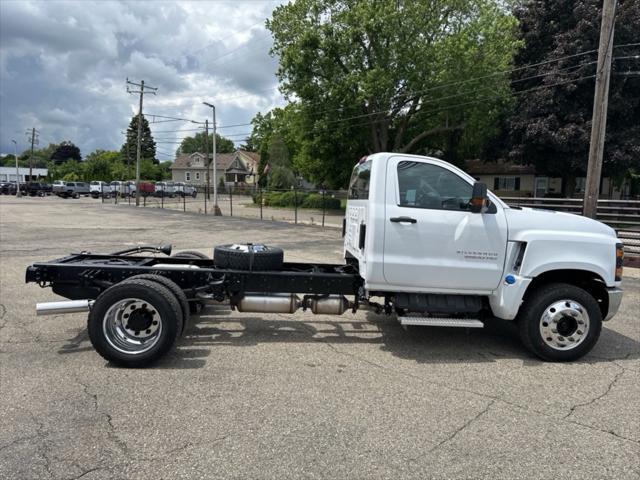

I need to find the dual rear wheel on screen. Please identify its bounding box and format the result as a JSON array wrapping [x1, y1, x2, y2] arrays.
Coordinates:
[[88, 277, 186, 367]]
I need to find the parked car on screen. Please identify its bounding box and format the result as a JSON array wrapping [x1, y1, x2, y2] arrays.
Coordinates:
[[174, 182, 197, 198], [109, 181, 124, 197], [90, 181, 112, 198], [155, 181, 176, 197], [52, 180, 67, 196], [24, 182, 49, 197], [0, 181, 15, 194], [124, 181, 137, 197], [138, 182, 155, 198], [54, 181, 90, 198]]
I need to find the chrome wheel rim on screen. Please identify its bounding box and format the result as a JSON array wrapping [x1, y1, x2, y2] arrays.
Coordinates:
[[103, 298, 162, 355], [539, 299, 589, 351]]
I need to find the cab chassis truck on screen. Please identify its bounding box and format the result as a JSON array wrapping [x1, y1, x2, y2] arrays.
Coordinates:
[[26, 153, 624, 367]]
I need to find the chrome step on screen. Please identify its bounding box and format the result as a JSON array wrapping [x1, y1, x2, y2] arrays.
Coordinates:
[[399, 316, 484, 328]]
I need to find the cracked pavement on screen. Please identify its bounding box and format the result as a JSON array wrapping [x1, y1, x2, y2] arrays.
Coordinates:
[[1, 195, 639, 479]]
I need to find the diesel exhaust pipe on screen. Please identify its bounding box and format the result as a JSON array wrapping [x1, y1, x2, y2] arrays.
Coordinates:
[[233, 294, 352, 315], [36, 300, 93, 316]]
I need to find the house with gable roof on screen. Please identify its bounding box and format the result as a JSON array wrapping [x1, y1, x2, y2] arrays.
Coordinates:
[[170, 150, 260, 186]]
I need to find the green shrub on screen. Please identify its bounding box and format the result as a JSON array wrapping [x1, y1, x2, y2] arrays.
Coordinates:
[[302, 193, 341, 210]]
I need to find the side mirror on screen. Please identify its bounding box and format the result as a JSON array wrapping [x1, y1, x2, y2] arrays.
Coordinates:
[[469, 182, 488, 213]]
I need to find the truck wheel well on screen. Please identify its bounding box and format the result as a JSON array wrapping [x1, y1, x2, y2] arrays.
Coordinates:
[[524, 269, 609, 319]]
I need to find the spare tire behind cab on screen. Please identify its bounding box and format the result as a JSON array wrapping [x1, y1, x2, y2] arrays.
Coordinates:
[[213, 244, 283, 271]]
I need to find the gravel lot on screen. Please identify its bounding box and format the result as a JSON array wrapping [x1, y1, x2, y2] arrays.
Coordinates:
[[1, 195, 639, 480]]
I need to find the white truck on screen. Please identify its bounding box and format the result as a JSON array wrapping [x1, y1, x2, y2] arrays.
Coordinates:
[[27, 153, 624, 367], [90, 181, 112, 198]]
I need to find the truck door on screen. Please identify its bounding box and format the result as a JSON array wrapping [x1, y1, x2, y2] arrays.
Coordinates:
[[383, 156, 508, 292]]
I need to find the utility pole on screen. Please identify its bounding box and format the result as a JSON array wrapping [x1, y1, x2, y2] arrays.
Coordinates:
[[203, 119, 210, 200], [583, 0, 617, 218], [203, 102, 222, 215], [126, 78, 157, 206], [11, 139, 21, 197], [25, 127, 39, 183]]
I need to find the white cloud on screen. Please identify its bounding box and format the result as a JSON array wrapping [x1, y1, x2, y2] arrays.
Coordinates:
[[0, 0, 285, 155]]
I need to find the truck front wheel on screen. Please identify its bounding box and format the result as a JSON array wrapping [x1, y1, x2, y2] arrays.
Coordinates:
[[88, 279, 183, 367], [518, 283, 602, 362]]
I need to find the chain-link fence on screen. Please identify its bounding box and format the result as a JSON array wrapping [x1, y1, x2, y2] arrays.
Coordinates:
[[94, 183, 348, 228]]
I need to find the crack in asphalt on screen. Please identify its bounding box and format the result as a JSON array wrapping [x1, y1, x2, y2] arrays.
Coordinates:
[[317, 340, 640, 446], [0, 304, 7, 331], [563, 364, 626, 420], [75, 379, 130, 457], [0, 434, 40, 453], [68, 466, 104, 480], [428, 400, 496, 452]]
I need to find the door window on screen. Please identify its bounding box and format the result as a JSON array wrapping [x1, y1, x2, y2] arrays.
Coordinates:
[[397, 161, 472, 211]]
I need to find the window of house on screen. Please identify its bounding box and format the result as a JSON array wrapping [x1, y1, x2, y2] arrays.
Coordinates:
[[575, 177, 586, 193], [397, 161, 472, 211], [493, 176, 520, 191], [195, 172, 200, 181], [185, 172, 191, 182], [0, 174, 6, 181]]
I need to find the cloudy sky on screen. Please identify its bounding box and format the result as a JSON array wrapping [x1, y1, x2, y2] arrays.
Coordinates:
[[0, 0, 286, 161]]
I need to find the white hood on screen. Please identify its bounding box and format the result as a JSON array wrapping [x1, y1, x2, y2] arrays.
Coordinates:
[[505, 207, 616, 241]]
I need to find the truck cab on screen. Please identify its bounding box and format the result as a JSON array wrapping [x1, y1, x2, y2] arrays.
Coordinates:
[[345, 153, 623, 360]]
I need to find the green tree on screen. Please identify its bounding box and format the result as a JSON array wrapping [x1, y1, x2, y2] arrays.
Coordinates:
[[84, 150, 123, 181], [249, 108, 302, 187], [50, 141, 81, 164], [121, 115, 157, 165], [47, 159, 84, 182], [500, 0, 640, 196], [267, 0, 519, 186], [176, 132, 235, 156]]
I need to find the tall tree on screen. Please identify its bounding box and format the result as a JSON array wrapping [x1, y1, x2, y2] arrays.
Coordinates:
[[267, 0, 519, 186], [50, 141, 81, 164], [121, 114, 157, 165], [176, 132, 235, 155], [502, 0, 640, 195]]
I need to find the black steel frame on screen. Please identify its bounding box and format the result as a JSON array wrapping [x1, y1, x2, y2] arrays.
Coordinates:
[[25, 253, 362, 302]]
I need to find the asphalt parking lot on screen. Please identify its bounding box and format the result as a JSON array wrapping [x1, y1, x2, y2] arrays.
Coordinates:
[[1, 195, 639, 480]]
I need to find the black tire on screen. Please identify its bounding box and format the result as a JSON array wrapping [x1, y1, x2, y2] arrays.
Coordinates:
[[517, 282, 602, 362], [172, 250, 209, 259], [88, 279, 183, 367], [213, 244, 283, 271], [124, 274, 190, 335]]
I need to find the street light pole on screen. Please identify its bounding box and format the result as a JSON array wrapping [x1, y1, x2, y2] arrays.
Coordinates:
[[11, 139, 21, 197], [203, 102, 222, 216]]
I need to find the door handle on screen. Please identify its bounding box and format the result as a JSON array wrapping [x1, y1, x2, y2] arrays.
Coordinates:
[[390, 216, 417, 224]]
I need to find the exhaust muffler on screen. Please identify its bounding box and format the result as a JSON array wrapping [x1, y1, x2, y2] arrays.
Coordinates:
[[235, 294, 302, 313], [233, 294, 352, 315], [36, 300, 93, 316]]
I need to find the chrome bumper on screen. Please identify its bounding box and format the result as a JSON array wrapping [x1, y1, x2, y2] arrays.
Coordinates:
[[604, 287, 623, 321]]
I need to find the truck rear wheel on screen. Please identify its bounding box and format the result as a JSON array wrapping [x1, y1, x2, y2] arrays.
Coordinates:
[[88, 279, 183, 367], [517, 283, 602, 362], [214, 244, 283, 271], [124, 274, 190, 335]]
